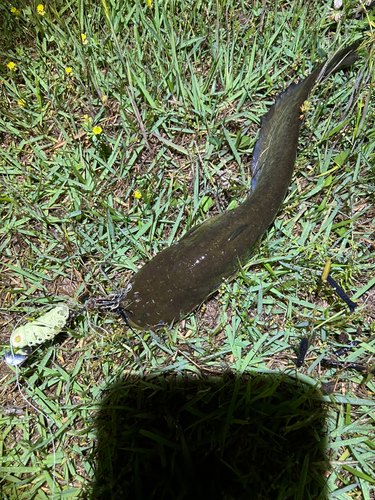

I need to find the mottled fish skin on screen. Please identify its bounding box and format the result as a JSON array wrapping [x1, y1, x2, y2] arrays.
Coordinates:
[[122, 42, 360, 329]]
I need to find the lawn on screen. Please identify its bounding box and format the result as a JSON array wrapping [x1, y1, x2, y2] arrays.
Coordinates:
[[0, 0, 374, 499]]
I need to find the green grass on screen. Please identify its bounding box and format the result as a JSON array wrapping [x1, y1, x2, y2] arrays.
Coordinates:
[[0, 0, 374, 498]]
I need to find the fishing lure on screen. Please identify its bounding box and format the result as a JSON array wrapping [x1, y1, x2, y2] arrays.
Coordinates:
[[4, 305, 70, 366], [319, 261, 358, 312], [296, 338, 309, 368], [326, 275, 358, 313], [321, 359, 372, 373], [333, 340, 360, 357], [320, 339, 374, 375], [96, 42, 361, 329]]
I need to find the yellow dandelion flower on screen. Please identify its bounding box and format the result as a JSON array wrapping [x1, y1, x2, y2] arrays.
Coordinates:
[[65, 67, 72, 74], [134, 190, 142, 199], [93, 126, 102, 135], [81, 33, 88, 45], [18, 99, 26, 107], [7, 62, 16, 71], [37, 4, 45, 15], [146, 0, 153, 7], [11, 6, 20, 16]]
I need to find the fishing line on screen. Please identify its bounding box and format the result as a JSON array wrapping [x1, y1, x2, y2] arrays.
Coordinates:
[[84, 297, 143, 365], [5, 301, 79, 498], [10, 343, 58, 499]]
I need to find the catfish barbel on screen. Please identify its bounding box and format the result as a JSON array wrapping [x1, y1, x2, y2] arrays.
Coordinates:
[[96, 42, 360, 329]]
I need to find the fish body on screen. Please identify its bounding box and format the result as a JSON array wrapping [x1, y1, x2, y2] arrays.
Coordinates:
[[120, 43, 359, 329]]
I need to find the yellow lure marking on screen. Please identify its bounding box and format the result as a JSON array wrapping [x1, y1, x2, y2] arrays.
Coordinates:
[[321, 260, 332, 282]]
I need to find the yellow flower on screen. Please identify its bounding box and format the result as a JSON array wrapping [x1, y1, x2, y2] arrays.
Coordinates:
[[93, 126, 102, 135], [7, 62, 16, 71], [81, 33, 88, 45], [101, 95, 108, 104], [11, 6, 20, 16], [37, 4, 45, 15], [146, 0, 153, 7], [134, 190, 142, 199], [18, 99, 26, 107], [65, 67, 72, 74], [82, 114, 92, 125]]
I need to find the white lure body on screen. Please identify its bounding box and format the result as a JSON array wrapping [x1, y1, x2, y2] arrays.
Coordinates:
[[4, 305, 70, 366]]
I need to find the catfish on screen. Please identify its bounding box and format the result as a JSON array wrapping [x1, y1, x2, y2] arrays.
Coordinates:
[[105, 42, 360, 329]]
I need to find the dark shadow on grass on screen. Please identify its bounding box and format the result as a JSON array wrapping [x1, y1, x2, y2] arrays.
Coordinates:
[[85, 372, 329, 500]]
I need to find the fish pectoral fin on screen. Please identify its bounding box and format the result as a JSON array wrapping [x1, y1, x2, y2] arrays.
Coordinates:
[[228, 224, 249, 241]]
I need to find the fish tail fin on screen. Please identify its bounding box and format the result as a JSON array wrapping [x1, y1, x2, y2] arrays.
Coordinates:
[[250, 41, 361, 191], [317, 41, 361, 81]]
